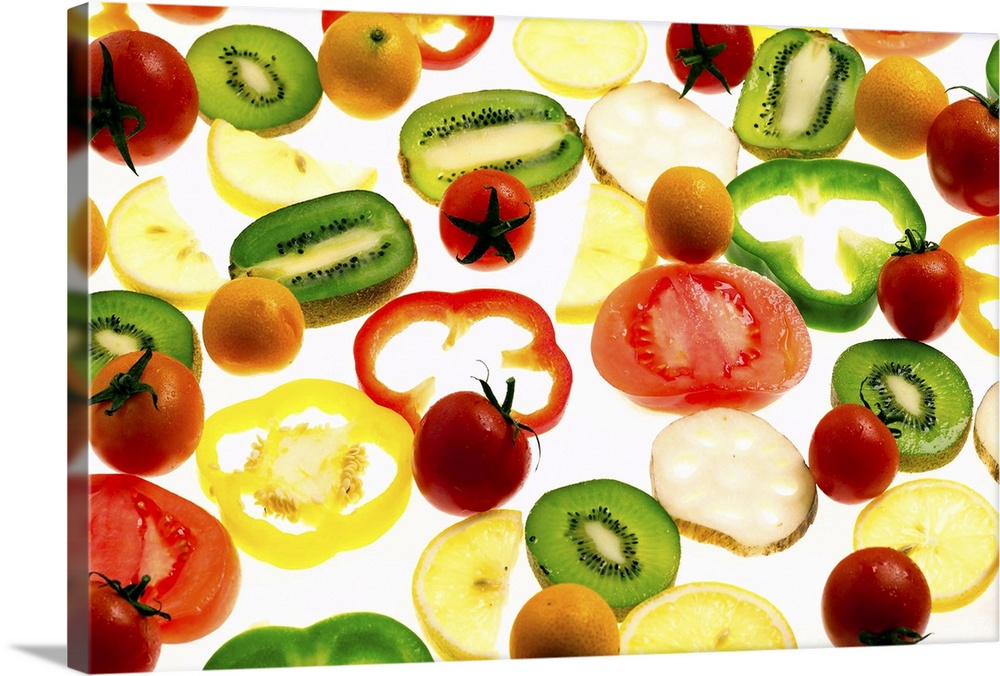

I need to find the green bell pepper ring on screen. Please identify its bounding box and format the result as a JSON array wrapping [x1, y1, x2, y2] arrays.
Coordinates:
[[725, 159, 926, 332], [204, 612, 433, 669]]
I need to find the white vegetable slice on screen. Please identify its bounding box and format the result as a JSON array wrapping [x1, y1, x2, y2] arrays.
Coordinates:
[[974, 381, 999, 482], [582, 80, 740, 203], [650, 408, 817, 556]]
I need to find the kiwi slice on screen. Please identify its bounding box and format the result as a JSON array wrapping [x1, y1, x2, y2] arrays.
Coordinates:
[[186, 24, 322, 137], [229, 190, 417, 327], [733, 29, 865, 160], [524, 478, 681, 620], [398, 89, 585, 205], [831, 338, 973, 472], [89, 290, 201, 381]]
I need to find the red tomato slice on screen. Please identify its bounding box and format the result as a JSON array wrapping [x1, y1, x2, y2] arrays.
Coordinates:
[[88, 474, 241, 644], [841, 29, 960, 58], [591, 263, 811, 413]]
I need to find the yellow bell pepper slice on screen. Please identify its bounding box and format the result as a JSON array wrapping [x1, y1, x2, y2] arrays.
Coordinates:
[[196, 379, 414, 569], [940, 216, 999, 356]]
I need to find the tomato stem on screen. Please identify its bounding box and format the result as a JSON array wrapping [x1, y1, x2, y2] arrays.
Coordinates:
[[90, 572, 171, 620], [858, 379, 903, 439], [443, 186, 532, 265], [857, 627, 929, 646], [946, 85, 999, 118], [89, 348, 159, 415], [90, 42, 147, 175], [891, 228, 939, 257], [472, 364, 541, 469], [673, 24, 732, 97]]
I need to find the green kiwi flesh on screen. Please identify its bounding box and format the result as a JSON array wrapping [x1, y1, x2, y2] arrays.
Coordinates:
[[89, 290, 201, 382], [524, 478, 681, 620], [398, 89, 585, 204], [733, 29, 865, 160], [186, 24, 322, 137], [229, 190, 416, 327], [831, 338, 973, 472]]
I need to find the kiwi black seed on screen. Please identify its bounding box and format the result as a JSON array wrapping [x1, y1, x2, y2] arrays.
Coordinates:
[[733, 29, 865, 160], [89, 290, 202, 382], [524, 478, 681, 621], [186, 24, 322, 137], [229, 190, 417, 327], [398, 89, 585, 205], [831, 338, 973, 472]]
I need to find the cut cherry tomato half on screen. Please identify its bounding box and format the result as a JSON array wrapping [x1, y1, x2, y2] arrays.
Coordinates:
[[591, 263, 812, 413], [88, 473, 241, 644]]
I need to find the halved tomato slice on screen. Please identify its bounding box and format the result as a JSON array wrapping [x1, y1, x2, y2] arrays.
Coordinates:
[[88, 474, 241, 644], [840, 29, 960, 58], [591, 263, 811, 413]]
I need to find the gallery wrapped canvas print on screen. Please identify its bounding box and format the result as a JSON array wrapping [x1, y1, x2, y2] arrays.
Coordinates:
[[66, 2, 998, 673]]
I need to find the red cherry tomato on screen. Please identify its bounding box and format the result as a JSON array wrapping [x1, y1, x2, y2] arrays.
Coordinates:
[[89, 473, 241, 644], [808, 404, 900, 504], [822, 547, 932, 647], [877, 229, 964, 342], [591, 263, 812, 413], [88, 30, 199, 171], [438, 169, 536, 270], [841, 29, 961, 58], [89, 349, 205, 477], [322, 11, 494, 70], [666, 23, 754, 96], [925, 90, 999, 216], [147, 4, 228, 24], [413, 374, 536, 515], [88, 573, 168, 673]]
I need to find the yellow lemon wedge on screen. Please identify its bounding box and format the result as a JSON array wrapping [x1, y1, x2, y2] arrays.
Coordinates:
[[106, 177, 226, 310], [513, 18, 647, 98], [854, 478, 999, 612], [556, 184, 657, 324], [207, 118, 377, 218], [412, 510, 522, 660], [619, 582, 797, 654]]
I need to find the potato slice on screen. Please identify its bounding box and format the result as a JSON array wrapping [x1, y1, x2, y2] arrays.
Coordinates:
[[974, 381, 999, 482], [650, 408, 817, 556]]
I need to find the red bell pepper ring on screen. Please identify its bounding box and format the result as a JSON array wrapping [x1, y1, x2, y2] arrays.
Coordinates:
[[400, 15, 495, 70], [353, 288, 572, 433]]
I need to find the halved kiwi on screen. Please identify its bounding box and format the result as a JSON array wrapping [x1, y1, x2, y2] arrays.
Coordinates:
[[89, 290, 201, 381], [733, 29, 865, 160], [831, 338, 973, 472], [524, 478, 681, 620], [229, 190, 417, 327], [398, 89, 584, 205], [186, 24, 322, 137]]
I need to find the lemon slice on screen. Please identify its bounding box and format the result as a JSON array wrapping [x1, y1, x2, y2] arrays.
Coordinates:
[[412, 510, 522, 660], [620, 582, 797, 653], [513, 18, 647, 98], [555, 184, 657, 324], [854, 479, 999, 612], [107, 177, 226, 310], [207, 118, 377, 218]]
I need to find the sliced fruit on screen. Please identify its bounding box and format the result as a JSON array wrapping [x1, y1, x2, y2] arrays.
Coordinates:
[[733, 29, 865, 160], [974, 382, 999, 481], [830, 338, 973, 472], [524, 478, 681, 621], [207, 118, 377, 218], [854, 479, 999, 612], [228, 190, 417, 327], [650, 408, 817, 556], [555, 184, 656, 324], [583, 80, 740, 203], [399, 89, 584, 205], [619, 582, 797, 653], [106, 177, 227, 310], [512, 18, 647, 98], [412, 510, 522, 660]]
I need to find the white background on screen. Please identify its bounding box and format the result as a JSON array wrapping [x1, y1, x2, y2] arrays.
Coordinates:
[[6, 1, 1000, 675]]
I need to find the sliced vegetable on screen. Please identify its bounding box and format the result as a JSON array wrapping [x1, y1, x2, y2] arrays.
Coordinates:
[[725, 158, 927, 332], [939, 216, 1000, 354], [400, 14, 494, 70], [204, 612, 433, 669], [195, 379, 414, 569], [353, 289, 572, 433]]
